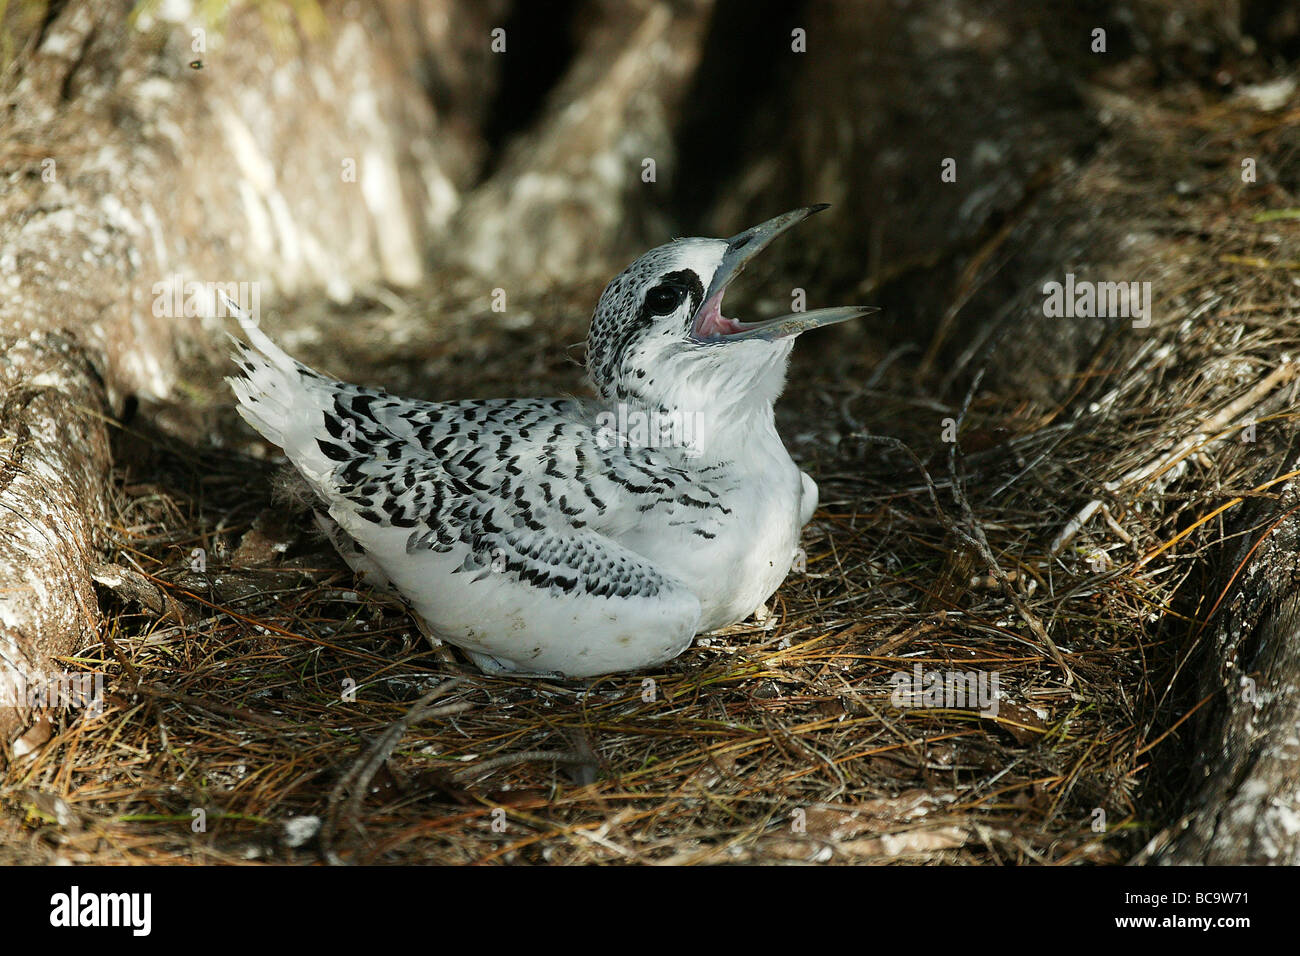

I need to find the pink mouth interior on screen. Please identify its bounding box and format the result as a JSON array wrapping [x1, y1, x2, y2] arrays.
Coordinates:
[[693, 291, 744, 339]]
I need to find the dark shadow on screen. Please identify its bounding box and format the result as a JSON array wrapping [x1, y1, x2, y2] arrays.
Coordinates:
[[669, 0, 808, 232], [479, 0, 582, 176]]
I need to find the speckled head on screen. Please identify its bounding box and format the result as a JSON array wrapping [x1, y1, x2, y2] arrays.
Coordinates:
[[585, 206, 875, 414]]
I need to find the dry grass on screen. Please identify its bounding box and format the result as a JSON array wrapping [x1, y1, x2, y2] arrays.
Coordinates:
[[3, 84, 1299, 865]]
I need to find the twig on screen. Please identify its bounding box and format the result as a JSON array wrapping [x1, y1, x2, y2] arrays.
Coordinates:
[[450, 749, 598, 784], [944, 371, 1074, 684], [136, 684, 294, 731], [1050, 360, 1298, 555], [321, 679, 467, 864], [854, 418, 1075, 683]]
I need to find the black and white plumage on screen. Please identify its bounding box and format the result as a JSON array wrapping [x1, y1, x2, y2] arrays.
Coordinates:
[[227, 206, 874, 677]]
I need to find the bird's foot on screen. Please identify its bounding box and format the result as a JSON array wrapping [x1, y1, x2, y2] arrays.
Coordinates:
[[412, 615, 461, 665], [467, 650, 567, 680]]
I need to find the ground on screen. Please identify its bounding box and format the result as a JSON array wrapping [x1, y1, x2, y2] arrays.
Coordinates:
[[4, 12, 1300, 863], [0, 258, 1221, 865]]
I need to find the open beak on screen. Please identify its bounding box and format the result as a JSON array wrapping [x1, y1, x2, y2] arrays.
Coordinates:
[[690, 204, 878, 343]]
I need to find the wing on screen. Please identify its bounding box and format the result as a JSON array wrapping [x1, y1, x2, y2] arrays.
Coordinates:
[[317, 445, 704, 676], [318, 387, 738, 542], [227, 322, 704, 675]]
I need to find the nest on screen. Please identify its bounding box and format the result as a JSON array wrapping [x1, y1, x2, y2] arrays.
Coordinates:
[[4, 87, 1299, 865]]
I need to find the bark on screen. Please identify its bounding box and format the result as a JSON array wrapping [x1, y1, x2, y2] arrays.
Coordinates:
[[0, 334, 111, 736], [0, 0, 494, 745], [451, 0, 714, 282], [1143, 478, 1300, 864]]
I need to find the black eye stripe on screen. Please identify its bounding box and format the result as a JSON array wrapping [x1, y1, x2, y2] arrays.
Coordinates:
[[603, 268, 704, 376], [658, 269, 704, 320]]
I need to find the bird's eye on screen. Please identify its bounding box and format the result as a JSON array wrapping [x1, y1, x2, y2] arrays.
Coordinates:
[[645, 283, 686, 315]]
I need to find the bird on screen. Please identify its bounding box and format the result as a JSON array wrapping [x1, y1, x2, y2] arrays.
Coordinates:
[[226, 205, 874, 678]]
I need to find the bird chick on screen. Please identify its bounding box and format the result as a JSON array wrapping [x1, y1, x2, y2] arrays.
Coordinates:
[[228, 205, 874, 677]]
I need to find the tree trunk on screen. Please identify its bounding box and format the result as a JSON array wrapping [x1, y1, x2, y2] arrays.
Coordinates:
[[1143, 477, 1300, 864], [0, 0, 490, 744]]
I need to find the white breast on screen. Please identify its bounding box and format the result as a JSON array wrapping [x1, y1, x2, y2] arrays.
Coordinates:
[[616, 432, 806, 632]]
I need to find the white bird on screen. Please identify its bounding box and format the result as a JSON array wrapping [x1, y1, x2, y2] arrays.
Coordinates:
[[227, 205, 874, 677]]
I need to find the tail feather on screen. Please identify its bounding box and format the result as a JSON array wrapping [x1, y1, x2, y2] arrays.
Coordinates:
[[222, 293, 339, 481], [222, 292, 298, 373]]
